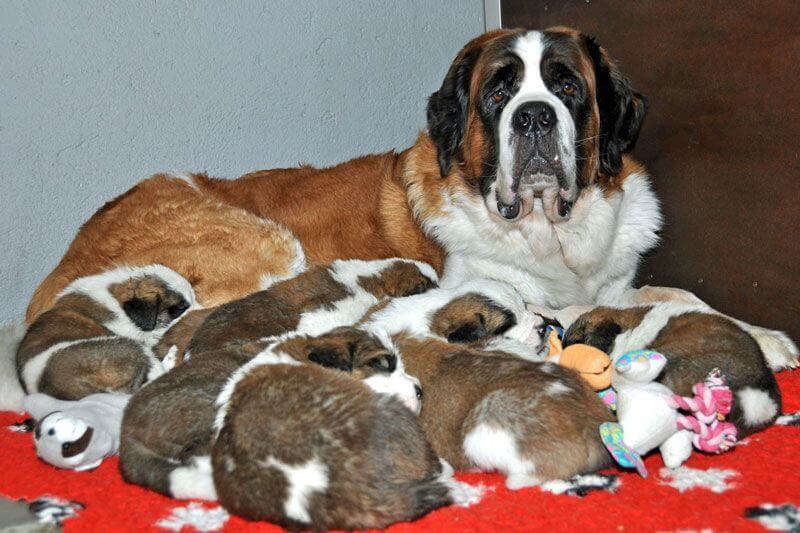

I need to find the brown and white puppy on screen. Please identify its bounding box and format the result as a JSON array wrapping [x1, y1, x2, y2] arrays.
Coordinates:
[[16, 265, 194, 400], [562, 302, 782, 434], [361, 278, 551, 359], [119, 258, 435, 501], [391, 335, 613, 490], [121, 327, 421, 502], [212, 355, 479, 531], [358, 281, 612, 489]]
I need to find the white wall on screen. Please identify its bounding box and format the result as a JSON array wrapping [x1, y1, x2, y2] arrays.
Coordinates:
[[0, 1, 485, 323]]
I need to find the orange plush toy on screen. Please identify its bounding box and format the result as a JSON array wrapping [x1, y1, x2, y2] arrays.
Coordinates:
[[546, 329, 612, 390]]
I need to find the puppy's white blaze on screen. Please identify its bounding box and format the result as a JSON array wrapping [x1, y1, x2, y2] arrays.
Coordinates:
[[737, 387, 779, 428], [437, 458, 484, 507], [496, 31, 577, 202], [483, 337, 544, 361], [262, 456, 329, 524], [462, 423, 538, 489], [213, 347, 301, 437], [21, 337, 115, 393], [363, 369, 421, 414], [59, 264, 196, 347], [169, 456, 218, 501]]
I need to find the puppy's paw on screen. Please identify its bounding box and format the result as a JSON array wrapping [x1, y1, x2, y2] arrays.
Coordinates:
[[746, 325, 799, 371]]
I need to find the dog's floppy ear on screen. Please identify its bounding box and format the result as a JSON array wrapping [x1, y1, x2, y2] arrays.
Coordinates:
[[427, 45, 481, 177], [563, 318, 622, 353], [308, 347, 353, 373], [586, 35, 648, 176], [122, 297, 160, 331]]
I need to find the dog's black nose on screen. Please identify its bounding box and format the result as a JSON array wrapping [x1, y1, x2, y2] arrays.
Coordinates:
[[497, 197, 521, 220], [513, 102, 557, 136], [414, 385, 423, 399]]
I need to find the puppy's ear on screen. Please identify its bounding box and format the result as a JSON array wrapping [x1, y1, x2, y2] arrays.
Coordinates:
[[563, 318, 622, 353], [122, 297, 160, 331], [446, 320, 488, 343], [427, 45, 481, 177], [308, 347, 353, 373], [586, 35, 648, 176]]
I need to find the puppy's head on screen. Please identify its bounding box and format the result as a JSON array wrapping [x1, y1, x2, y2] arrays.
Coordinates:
[[290, 327, 423, 414], [431, 280, 554, 355], [108, 266, 195, 332]]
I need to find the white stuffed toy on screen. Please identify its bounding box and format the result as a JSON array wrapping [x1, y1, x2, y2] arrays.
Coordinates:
[[24, 393, 130, 471], [599, 350, 737, 477]]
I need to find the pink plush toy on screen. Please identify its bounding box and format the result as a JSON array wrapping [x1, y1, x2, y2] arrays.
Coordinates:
[[600, 350, 737, 477]]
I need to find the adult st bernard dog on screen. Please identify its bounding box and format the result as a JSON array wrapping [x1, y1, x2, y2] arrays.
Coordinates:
[[24, 27, 797, 368]]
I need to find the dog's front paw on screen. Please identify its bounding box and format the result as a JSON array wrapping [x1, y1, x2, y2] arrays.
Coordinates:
[[746, 325, 799, 371]]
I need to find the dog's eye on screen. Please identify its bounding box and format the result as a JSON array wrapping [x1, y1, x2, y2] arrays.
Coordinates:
[[167, 302, 189, 319], [368, 354, 397, 373], [562, 81, 576, 95], [491, 89, 506, 103], [537, 324, 546, 338]]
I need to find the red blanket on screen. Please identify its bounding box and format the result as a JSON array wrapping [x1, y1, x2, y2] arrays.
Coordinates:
[[2, 370, 799, 532]]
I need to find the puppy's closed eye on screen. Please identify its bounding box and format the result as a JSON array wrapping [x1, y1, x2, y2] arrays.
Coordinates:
[[366, 353, 397, 373]]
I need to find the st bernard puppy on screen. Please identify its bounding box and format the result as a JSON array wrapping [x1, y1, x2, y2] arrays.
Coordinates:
[[17, 265, 194, 400], [23, 27, 796, 370]]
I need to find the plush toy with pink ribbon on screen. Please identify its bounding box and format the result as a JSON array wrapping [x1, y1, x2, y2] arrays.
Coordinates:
[[600, 349, 738, 477]]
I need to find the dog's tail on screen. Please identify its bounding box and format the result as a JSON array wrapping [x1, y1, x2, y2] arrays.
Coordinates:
[[0, 322, 26, 412]]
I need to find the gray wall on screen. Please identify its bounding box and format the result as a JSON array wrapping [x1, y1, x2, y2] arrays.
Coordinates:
[[0, 1, 485, 324]]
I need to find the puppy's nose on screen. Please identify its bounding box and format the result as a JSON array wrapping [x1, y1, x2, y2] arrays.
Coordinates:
[[414, 385, 423, 400], [513, 102, 556, 136], [497, 197, 521, 220]]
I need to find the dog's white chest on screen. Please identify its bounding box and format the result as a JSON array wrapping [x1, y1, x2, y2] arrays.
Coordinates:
[[433, 173, 662, 309]]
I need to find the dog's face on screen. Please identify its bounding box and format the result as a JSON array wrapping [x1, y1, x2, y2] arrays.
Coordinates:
[[110, 275, 191, 332], [427, 27, 647, 222], [281, 327, 423, 414]]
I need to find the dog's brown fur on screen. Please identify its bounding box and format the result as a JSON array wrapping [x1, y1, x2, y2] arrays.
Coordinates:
[[25, 27, 647, 325], [212, 362, 454, 531], [563, 305, 781, 434], [396, 335, 612, 485]]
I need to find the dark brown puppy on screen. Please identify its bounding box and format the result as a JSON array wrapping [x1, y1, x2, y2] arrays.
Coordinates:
[[393, 335, 613, 489], [212, 360, 479, 531], [562, 302, 781, 434], [17, 265, 194, 400]]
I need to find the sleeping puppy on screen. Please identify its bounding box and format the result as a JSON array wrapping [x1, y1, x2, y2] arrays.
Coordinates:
[[120, 258, 435, 500], [358, 282, 612, 489], [16, 265, 194, 400], [158, 257, 437, 361], [361, 278, 551, 358], [390, 334, 613, 489], [562, 302, 782, 434], [121, 327, 420, 502], [212, 353, 480, 531]]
